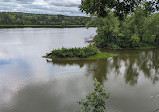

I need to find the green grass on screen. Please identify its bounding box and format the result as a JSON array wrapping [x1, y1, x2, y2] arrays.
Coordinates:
[[88, 52, 116, 59], [44, 52, 117, 61]]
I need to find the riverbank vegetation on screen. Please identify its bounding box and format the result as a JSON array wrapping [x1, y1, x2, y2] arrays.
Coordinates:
[[51, 45, 98, 58], [44, 45, 116, 60], [86, 8, 159, 49], [0, 12, 90, 26], [0, 25, 86, 28], [78, 78, 109, 112], [80, 0, 159, 49]]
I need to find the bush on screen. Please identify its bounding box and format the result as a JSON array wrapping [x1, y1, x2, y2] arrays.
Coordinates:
[[78, 78, 109, 112], [51, 45, 99, 58], [131, 34, 140, 47], [150, 35, 156, 44], [90, 8, 159, 49], [94, 36, 106, 48], [116, 36, 132, 48], [107, 43, 121, 49]]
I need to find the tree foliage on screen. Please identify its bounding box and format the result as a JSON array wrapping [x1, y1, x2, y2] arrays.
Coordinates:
[[49, 45, 99, 58], [90, 12, 120, 48], [87, 7, 159, 49], [78, 78, 109, 112], [120, 8, 159, 48], [143, 13, 159, 44], [0, 12, 90, 26], [79, 0, 159, 19]]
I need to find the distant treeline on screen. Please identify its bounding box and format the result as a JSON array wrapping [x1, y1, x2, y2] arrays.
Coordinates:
[[0, 12, 90, 26]]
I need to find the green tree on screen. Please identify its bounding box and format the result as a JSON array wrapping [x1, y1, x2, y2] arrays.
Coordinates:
[[78, 78, 109, 112], [79, 0, 159, 19], [88, 12, 120, 48], [120, 7, 146, 43], [0, 12, 90, 26], [131, 34, 140, 47], [143, 13, 159, 44]]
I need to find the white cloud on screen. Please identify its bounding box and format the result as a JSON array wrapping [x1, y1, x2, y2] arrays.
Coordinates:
[[0, 0, 86, 16]]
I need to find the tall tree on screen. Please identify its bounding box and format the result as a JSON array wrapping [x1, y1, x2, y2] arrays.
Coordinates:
[[79, 0, 159, 19]]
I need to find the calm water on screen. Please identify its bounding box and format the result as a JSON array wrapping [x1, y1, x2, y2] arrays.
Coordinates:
[[0, 28, 159, 112]]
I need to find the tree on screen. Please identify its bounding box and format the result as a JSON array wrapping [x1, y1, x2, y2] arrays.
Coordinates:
[[78, 78, 109, 112], [120, 7, 146, 42], [143, 13, 159, 44], [87, 12, 120, 48], [0, 12, 90, 26], [79, 0, 159, 19]]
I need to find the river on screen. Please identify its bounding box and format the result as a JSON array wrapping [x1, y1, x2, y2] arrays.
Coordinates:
[[0, 28, 159, 112]]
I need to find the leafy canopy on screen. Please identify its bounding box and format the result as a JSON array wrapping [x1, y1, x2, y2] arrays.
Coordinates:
[[79, 0, 159, 19], [0, 12, 90, 26], [86, 7, 159, 49], [78, 78, 109, 112]]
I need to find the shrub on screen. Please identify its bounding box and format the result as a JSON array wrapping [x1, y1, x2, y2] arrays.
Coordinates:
[[116, 36, 132, 48], [149, 35, 156, 44], [89, 9, 159, 49], [78, 78, 110, 112], [51, 45, 99, 58], [107, 43, 121, 49], [94, 37, 106, 48], [131, 34, 140, 47], [83, 45, 99, 56]]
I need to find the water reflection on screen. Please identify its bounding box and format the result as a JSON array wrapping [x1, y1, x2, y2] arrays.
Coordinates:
[[85, 59, 110, 84], [0, 28, 97, 112], [49, 49, 159, 112], [50, 60, 95, 68], [3, 76, 93, 112], [0, 28, 159, 112], [109, 49, 159, 85], [49, 59, 109, 83], [51, 49, 159, 86]]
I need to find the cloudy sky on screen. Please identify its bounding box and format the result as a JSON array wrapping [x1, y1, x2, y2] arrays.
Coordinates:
[[0, 0, 86, 16]]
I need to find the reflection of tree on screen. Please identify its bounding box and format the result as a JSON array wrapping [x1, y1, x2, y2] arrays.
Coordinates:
[[50, 49, 159, 86], [49, 60, 95, 68], [85, 59, 109, 84], [8, 79, 91, 112], [11, 83, 62, 112], [50, 59, 109, 84], [143, 49, 159, 84], [109, 49, 159, 85], [120, 51, 140, 86]]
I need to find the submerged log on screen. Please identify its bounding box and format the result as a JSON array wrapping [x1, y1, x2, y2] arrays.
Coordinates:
[[46, 59, 52, 62], [46, 53, 52, 56]]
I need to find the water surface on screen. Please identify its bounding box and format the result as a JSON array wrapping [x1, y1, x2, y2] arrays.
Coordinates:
[[0, 28, 159, 112]]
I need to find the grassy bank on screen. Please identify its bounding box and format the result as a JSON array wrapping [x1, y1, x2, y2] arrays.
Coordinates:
[[0, 25, 87, 28], [44, 46, 116, 61], [44, 52, 116, 61]]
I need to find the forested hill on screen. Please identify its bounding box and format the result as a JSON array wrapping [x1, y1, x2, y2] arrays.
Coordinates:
[[0, 12, 90, 26]]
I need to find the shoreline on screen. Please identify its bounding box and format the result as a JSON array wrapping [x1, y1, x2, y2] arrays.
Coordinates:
[[44, 52, 117, 61], [0, 25, 89, 28]]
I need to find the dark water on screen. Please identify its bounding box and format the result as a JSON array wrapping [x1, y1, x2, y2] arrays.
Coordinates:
[[0, 28, 159, 112]]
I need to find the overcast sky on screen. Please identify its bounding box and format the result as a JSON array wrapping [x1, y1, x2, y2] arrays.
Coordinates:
[[0, 0, 86, 16]]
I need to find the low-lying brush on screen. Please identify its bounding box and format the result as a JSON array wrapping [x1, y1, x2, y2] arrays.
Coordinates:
[[51, 45, 99, 58]]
